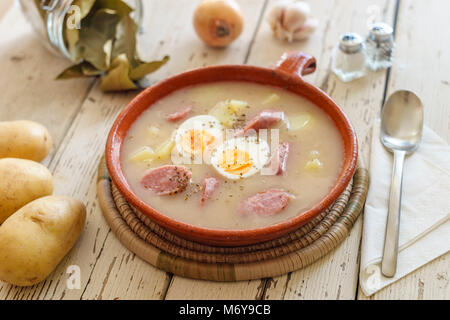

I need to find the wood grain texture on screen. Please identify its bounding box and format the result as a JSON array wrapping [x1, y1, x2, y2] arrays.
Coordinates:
[[0, 0, 13, 21], [166, 278, 267, 300], [358, 0, 450, 300], [0, 4, 93, 167]]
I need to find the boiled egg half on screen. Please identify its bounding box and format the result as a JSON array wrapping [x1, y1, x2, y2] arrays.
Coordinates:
[[211, 136, 270, 179], [175, 115, 223, 161]]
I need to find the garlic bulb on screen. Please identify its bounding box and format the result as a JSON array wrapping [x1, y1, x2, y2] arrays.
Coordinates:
[[266, 0, 318, 42]]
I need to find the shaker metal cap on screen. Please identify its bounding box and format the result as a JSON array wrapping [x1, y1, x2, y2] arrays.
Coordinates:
[[369, 22, 393, 41], [339, 32, 363, 54]]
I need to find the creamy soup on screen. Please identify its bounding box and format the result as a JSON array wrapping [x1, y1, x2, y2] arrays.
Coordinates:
[[121, 81, 344, 230]]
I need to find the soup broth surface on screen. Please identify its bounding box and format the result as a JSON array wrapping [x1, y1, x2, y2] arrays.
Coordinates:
[[121, 81, 344, 230]]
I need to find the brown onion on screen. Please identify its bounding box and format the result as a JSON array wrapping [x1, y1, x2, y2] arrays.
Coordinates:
[[193, 0, 244, 48]]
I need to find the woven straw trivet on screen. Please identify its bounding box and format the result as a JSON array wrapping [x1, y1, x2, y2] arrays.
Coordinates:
[[97, 156, 369, 281]]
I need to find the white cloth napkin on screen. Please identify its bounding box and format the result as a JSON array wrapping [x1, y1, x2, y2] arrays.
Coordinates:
[[360, 119, 450, 296]]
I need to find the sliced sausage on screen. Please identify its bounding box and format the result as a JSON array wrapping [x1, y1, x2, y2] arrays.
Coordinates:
[[201, 177, 219, 204], [237, 189, 292, 216], [166, 105, 192, 122], [140, 165, 191, 195], [265, 142, 289, 175], [237, 109, 284, 135]]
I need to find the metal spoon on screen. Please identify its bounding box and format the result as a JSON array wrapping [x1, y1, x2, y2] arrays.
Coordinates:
[[380, 90, 423, 277]]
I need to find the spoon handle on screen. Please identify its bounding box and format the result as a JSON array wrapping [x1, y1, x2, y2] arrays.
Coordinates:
[[382, 150, 406, 277]]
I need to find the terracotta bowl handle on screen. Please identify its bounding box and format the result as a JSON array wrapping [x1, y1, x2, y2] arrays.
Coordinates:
[[275, 51, 317, 78]]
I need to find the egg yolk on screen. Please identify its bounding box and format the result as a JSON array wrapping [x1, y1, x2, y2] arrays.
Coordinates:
[[219, 149, 253, 176], [180, 129, 215, 154]]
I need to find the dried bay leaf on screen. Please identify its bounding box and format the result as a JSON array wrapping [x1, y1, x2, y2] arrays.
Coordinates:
[[112, 16, 170, 80], [130, 56, 170, 80], [81, 62, 103, 76], [57, 62, 89, 79], [103, 39, 113, 69], [55, 0, 169, 91], [96, 0, 136, 66], [56, 60, 104, 79], [94, 0, 133, 17], [72, 0, 96, 19], [78, 8, 120, 70], [87, 8, 120, 39], [100, 54, 137, 91], [112, 15, 137, 65], [65, 28, 80, 61], [64, 0, 95, 61], [66, 28, 79, 48], [69, 41, 85, 62]]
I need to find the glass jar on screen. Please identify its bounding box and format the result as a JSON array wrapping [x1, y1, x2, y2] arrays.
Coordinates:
[[18, 0, 143, 60]]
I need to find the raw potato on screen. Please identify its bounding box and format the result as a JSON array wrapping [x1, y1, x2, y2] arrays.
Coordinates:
[[0, 158, 53, 224], [0, 196, 86, 286], [0, 120, 53, 162]]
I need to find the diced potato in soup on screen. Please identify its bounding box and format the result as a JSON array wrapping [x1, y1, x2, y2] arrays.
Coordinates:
[[209, 99, 247, 128], [305, 158, 323, 171], [129, 146, 155, 163], [121, 82, 344, 230], [147, 126, 160, 138], [262, 93, 280, 105], [289, 113, 313, 131], [152, 138, 175, 161]]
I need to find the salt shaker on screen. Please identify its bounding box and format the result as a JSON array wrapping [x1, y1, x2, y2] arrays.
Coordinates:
[[331, 32, 367, 82], [365, 22, 395, 71]]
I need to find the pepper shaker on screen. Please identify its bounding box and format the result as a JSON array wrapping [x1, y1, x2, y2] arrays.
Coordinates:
[[365, 22, 395, 71], [331, 32, 367, 82]]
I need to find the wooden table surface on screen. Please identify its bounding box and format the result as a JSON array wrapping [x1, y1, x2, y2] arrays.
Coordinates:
[[0, 0, 448, 300]]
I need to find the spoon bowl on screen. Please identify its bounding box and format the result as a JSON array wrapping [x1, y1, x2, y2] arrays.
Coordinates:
[[380, 90, 424, 277], [381, 90, 423, 152]]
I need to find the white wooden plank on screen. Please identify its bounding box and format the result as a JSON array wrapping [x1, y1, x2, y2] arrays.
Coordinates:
[[80, 230, 172, 300], [165, 278, 267, 300], [260, 0, 396, 299], [0, 3, 93, 166], [358, 0, 450, 300], [0, 0, 13, 20]]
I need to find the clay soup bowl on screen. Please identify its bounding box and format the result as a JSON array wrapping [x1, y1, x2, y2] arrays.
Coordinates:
[[106, 51, 358, 246]]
